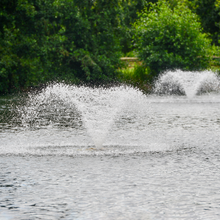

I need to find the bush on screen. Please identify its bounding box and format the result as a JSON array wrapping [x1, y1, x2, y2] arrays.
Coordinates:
[[118, 63, 152, 93], [133, 0, 212, 76]]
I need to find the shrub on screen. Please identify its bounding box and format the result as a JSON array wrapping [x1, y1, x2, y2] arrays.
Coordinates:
[[118, 63, 152, 93], [133, 0, 212, 76]]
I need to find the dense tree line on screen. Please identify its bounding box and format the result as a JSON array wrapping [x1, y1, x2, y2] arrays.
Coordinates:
[[189, 0, 220, 46], [0, 0, 219, 94], [0, 0, 146, 94]]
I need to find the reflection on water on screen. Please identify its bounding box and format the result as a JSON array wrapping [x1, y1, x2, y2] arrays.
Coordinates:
[[0, 85, 220, 219]]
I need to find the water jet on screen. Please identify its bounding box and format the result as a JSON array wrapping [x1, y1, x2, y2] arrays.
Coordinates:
[[154, 69, 220, 98]]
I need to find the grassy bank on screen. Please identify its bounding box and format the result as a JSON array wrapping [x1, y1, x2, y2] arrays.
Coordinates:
[[118, 57, 154, 94]]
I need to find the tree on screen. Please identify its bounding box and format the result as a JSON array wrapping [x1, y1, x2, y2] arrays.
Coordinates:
[[56, 0, 123, 82], [188, 0, 220, 45], [133, 0, 212, 76], [0, 0, 128, 94], [0, 0, 65, 93]]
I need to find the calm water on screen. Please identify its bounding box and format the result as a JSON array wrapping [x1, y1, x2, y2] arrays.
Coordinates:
[[0, 87, 220, 219]]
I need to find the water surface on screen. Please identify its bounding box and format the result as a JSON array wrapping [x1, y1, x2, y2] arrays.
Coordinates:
[[0, 88, 220, 219]]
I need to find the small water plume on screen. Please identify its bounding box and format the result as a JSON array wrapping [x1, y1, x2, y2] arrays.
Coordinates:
[[154, 70, 220, 98]]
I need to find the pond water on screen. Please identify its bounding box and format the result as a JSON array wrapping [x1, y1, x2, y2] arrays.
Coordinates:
[[0, 82, 220, 219]]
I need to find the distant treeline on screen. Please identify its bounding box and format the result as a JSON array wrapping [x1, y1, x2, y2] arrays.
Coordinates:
[[0, 0, 220, 94]]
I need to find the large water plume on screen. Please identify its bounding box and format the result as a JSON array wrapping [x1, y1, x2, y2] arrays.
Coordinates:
[[17, 83, 144, 149]]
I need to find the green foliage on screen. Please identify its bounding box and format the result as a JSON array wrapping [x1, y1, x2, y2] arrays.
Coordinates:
[[133, 0, 212, 75], [57, 0, 123, 82], [117, 0, 149, 55], [124, 51, 138, 57], [118, 63, 153, 93], [0, 0, 66, 93], [188, 0, 220, 45], [1, 0, 219, 95], [0, 0, 125, 94], [118, 0, 159, 55], [208, 45, 220, 71]]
